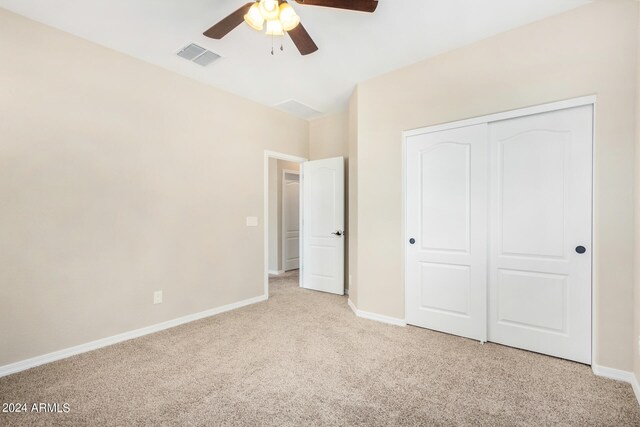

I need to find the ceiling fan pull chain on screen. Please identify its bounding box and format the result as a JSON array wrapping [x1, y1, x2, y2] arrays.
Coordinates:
[[271, 33, 274, 55]]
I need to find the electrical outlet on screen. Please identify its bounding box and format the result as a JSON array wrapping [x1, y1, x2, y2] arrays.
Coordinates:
[[153, 290, 163, 305]]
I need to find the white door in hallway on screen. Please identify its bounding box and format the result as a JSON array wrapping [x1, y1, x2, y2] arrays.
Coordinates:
[[283, 171, 300, 271], [302, 157, 344, 295], [488, 106, 593, 364], [405, 124, 488, 341]]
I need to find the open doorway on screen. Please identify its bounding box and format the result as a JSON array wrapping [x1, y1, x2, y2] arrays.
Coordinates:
[[281, 169, 300, 272], [263, 151, 346, 298], [263, 151, 306, 298]]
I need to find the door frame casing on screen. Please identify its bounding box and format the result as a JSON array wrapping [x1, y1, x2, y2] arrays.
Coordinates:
[[282, 169, 301, 272], [264, 151, 307, 299], [402, 95, 596, 364]]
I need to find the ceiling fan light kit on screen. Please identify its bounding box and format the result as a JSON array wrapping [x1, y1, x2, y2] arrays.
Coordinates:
[[279, 3, 301, 31], [203, 0, 379, 55], [243, 0, 300, 37], [265, 19, 285, 36], [258, 0, 281, 20], [244, 4, 265, 30]]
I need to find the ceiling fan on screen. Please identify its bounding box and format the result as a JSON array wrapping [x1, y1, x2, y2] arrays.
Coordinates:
[[203, 0, 379, 55]]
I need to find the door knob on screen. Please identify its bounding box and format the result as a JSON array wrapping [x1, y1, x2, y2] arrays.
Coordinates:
[[575, 246, 586, 254], [331, 230, 343, 237], [409, 238, 416, 244]]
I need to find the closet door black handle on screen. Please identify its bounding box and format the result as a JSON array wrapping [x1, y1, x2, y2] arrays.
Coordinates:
[[409, 238, 416, 245], [575, 246, 586, 254]]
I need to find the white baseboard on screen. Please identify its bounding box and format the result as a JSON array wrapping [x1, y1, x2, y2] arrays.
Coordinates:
[[633, 375, 640, 406], [347, 298, 406, 327], [0, 294, 268, 378], [592, 364, 640, 405], [268, 270, 284, 275]]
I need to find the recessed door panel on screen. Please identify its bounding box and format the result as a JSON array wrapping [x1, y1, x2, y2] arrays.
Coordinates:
[[501, 132, 567, 258], [307, 245, 334, 276], [497, 269, 567, 333], [420, 263, 470, 316], [420, 143, 470, 253], [309, 168, 336, 237]]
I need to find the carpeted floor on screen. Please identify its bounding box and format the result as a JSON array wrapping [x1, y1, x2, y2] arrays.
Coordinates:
[[1, 270, 639, 426]]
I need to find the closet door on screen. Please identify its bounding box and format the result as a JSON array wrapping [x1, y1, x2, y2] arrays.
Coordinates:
[[488, 106, 593, 364], [406, 124, 488, 341]]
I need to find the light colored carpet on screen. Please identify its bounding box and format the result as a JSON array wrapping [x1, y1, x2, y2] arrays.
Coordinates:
[[1, 270, 639, 426]]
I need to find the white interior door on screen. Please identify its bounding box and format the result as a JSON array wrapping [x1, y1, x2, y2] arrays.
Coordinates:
[[302, 157, 344, 295], [488, 105, 593, 364], [283, 171, 300, 271], [406, 124, 488, 341]]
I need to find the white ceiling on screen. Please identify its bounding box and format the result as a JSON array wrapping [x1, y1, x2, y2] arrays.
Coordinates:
[[0, 0, 590, 118]]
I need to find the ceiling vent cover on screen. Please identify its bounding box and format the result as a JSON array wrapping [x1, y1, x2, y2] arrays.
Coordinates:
[[177, 43, 221, 67], [275, 100, 322, 119], [193, 51, 221, 67]]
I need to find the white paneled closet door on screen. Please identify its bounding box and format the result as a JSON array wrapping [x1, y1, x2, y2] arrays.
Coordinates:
[[405, 124, 488, 342], [488, 106, 593, 364], [405, 103, 593, 364]]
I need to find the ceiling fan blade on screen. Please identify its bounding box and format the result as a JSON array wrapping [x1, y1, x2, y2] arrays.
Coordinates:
[[287, 22, 318, 55], [294, 0, 378, 13], [203, 2, 254, 39]]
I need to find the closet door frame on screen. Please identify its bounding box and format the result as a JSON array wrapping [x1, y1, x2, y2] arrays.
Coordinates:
[[402, 95, 596, 361]]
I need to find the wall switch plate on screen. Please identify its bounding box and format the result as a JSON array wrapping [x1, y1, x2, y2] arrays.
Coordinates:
[[153, 290, 163, 304], [246, 216, 258, 227]]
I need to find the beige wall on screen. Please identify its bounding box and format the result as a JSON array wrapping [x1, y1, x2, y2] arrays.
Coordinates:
[[309, 113, 348, 160], [0, 9, 308, 366], [348, 91, 359, 304], [353, 0, 639, 371], [635, 3, 640, 384], [309, 112, 350, 288]]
